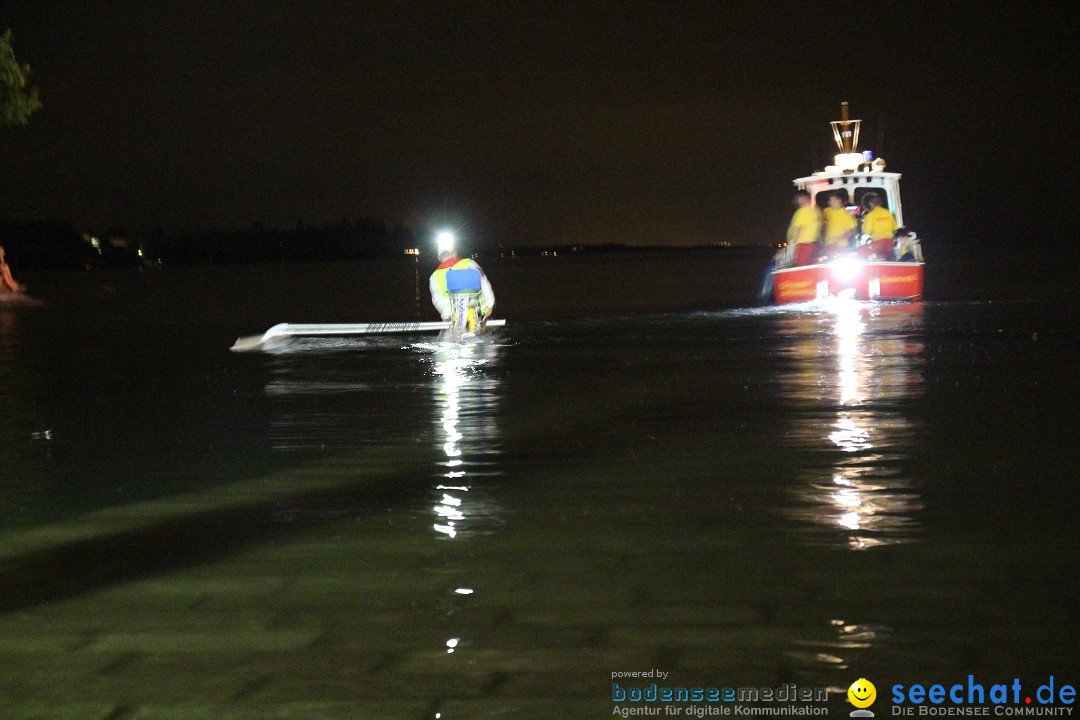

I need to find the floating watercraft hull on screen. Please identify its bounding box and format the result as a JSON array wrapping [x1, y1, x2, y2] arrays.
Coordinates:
[[231, 319, 506, 352], [770, 260, 923, 304]]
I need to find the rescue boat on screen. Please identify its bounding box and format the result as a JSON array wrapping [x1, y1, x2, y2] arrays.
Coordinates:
[[763, 103, 925, 304]]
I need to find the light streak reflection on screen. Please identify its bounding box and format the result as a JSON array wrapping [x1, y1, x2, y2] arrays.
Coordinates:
[[423, 337, 503, 659], [425, 339, 502, 541], [780, 301, 926, 550]]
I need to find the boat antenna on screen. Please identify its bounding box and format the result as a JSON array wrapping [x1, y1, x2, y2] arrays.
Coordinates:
[[830, 101, 861, 154]]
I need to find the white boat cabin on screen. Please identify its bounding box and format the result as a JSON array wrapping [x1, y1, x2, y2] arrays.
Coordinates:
[[794, 169, 904, 228], [793, 101, 904, 226]]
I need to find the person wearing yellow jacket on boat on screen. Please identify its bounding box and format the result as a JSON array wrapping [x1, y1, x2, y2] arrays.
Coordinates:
[[429, 249, 495, 325], [822, 192, 857, 258], [787, 190, 822, 266], [859, 192, 897, 260]]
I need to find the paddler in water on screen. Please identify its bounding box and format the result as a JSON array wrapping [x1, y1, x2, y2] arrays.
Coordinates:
[[428, 231, 495, 325], [786, 189, 823, 266], [0, 246, 25, 294], [858, 192, 898, 260]]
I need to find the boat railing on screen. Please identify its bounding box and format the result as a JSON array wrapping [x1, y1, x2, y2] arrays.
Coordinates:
[[894, 231, 924, 262], [773, 244, 796, 270]]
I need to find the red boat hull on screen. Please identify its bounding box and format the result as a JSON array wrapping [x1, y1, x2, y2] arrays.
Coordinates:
[[771, 260, 924, 303]]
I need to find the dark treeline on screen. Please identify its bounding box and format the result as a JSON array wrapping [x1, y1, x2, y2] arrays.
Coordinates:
[[0, 217, 426, 269], [0, 219, 90, 270], [147, 218, 422, 265]]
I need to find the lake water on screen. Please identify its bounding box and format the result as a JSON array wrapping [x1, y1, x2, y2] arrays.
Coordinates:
[[0, 249, 1076, 718]]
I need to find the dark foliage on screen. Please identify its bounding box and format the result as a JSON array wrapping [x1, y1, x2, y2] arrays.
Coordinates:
[[143, 218, 421, 265], [0, 216, 423, 269], [0, 218, 91, 269]]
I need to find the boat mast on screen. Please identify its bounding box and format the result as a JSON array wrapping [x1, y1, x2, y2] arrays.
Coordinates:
[[830, 101, 861, 155]]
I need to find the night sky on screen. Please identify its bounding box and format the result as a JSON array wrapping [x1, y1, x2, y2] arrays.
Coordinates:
[[1, 1, 1076, 247]]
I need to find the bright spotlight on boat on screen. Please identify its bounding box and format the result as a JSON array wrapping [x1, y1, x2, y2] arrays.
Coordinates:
[[833, 255, 861, 282], [435, 230, 456, 255]]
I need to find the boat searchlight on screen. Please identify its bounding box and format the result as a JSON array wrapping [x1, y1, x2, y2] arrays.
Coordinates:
[[833, 255, 862, 282]]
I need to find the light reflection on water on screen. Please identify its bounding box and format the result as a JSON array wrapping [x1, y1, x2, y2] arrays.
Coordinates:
[[417, 337, 504, 667], [424, 338, 503, 540], [216, 330, 508, 666], [774, 301, 926, 550], [765, 302, 925, 678], [257, 331, 508, 538]]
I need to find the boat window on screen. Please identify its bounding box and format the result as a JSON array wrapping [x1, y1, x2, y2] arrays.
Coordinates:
[[853, 187, 890, 210], [814, 189, 850, 208]]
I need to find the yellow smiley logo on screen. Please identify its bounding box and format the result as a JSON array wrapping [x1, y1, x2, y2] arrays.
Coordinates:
[[848, 678, 877, 708]]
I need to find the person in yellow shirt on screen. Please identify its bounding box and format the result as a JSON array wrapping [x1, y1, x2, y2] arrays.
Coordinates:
[[859, 193, 897, 260], [822, 192, 857, 258], [786, 190, 822, 266]]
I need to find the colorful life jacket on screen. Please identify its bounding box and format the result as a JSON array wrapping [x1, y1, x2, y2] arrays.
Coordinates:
[[433, 257, 482, 295]]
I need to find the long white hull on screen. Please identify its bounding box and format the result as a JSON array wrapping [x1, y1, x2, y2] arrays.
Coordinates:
[[231, 319, 506, 352]]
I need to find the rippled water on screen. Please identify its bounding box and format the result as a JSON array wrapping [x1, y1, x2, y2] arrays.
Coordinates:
[[1, 254, 1076, 713]]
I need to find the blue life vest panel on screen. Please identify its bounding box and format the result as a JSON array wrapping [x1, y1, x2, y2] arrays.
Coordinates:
[[445, 266, 482, 293]]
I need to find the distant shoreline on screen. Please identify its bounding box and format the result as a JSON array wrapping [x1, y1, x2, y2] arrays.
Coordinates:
[[1, 216, 774, 271]]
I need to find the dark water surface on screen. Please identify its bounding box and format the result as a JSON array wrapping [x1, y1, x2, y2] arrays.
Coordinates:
[[1, 251, 1077, 717]]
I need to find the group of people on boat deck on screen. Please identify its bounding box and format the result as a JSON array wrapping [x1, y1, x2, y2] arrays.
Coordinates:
[[786, 189, 898, 266]]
